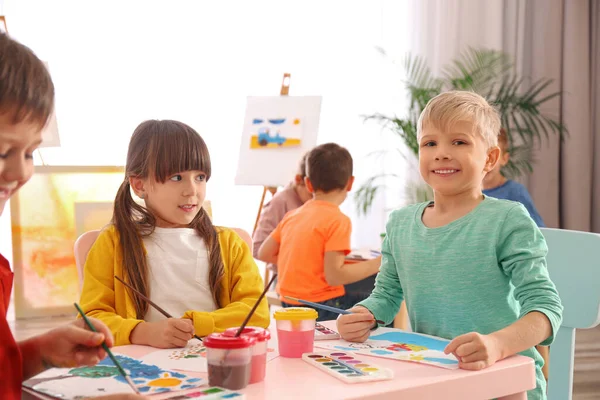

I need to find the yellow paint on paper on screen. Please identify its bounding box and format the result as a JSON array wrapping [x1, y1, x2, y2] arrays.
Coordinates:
[[250, 136, 301, 149]]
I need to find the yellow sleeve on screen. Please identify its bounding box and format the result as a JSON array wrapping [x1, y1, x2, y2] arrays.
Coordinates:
[[79, 227, 143, 345], [183, 231, 270, 336]]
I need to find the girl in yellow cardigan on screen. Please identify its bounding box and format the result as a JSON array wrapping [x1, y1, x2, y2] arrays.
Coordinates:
[[80, 120, 269, 348]]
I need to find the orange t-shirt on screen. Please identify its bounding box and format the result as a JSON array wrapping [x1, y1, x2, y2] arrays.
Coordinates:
[[271, 199, 351, 303]]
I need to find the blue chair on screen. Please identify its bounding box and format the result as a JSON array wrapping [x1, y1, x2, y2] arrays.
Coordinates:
[[540, 228, 600, 400]]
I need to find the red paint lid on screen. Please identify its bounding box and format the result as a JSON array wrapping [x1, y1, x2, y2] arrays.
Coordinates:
[[203, 333, 256, 349], [223, 326, 271, 342]]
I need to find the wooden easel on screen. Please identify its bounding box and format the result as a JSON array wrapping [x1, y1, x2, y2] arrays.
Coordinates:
[[253, 73, 290, 301], [251, 73, 291, 236]]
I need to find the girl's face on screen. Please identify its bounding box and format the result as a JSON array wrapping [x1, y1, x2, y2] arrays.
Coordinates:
[[131, 170, 207, 228], [0, 115, 43, 215]]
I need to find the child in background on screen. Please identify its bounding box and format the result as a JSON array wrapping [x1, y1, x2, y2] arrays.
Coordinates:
[[337, 91, 562, 400], [484, 128, 550, 380], [80, 120, 269, 348], [483, 128, 545, 226], [0, 33, 143, 399], [252, 152, 312, 281], [257, 143, 381, 321]]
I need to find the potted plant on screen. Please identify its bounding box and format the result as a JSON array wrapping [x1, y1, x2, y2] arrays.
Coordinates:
[[355, 48, 567, 215]]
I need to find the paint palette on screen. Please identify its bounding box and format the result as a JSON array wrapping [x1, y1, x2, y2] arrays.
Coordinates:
[[314, 322, 341, 340], [302, 352, 394, 383], [164, 386, 245, 399]]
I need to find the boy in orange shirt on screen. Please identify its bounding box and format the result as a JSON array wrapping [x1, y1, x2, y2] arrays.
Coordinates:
[[258, 143, 381, 321]]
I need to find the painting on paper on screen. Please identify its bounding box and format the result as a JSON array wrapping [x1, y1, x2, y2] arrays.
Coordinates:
[[23, 354, 205, 398], [249, 117, 302, 149], [315, 327, 459, 369], [242, 96, 321, 150], [140, 339, 208, 373], [141, 338, 279, 373], [10, 166, 124, 318], [235, 96, 321, 187]]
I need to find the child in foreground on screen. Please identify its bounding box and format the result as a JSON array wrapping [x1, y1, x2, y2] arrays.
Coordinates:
[[337, 91, 562, 400], [80, 120, 269, 347], [0, 32, 143, 399]]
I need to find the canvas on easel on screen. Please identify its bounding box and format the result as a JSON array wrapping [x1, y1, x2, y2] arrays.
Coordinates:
[[234, 97, 321, 187]]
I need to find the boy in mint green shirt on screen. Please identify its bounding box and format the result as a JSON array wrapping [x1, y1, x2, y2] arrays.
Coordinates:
[[337, 91, 563, 400]]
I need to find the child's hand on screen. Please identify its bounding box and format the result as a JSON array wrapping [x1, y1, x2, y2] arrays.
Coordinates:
[[37, 317, 113, 368], [444, 332, 502, 370], [336, 306, 376, 343], [134, 318, 195, 348]]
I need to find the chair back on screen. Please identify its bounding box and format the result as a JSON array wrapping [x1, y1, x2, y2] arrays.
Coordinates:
[[74, 230, 101, 289], [231, 227, 252, 250], [540, 228, 600, 400]]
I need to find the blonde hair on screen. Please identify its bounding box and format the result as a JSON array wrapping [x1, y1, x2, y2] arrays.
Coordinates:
[[417, 91, 501, 149]]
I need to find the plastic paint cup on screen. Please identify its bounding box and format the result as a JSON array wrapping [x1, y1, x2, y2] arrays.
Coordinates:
[[273, 307, 318, 358], [223, 327, 271, 384], [203, 333, 256, 390]]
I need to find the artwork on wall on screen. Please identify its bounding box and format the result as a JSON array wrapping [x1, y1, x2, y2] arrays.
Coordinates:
[[23, 354, 205, 398], [235, 96, 322, 187], [10, 166, 124, 318], [74, 202, 114, 238]]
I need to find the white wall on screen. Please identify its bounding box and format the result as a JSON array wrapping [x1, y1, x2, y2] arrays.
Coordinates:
[[1, 1, 410, 254]]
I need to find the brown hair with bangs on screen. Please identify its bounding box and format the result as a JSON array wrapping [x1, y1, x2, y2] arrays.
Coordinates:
[[113, 120, 224, 318], [0, 33, 55, 127]]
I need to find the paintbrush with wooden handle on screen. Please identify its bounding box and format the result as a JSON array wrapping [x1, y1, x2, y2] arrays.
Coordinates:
[[114, 275, 203, 342]]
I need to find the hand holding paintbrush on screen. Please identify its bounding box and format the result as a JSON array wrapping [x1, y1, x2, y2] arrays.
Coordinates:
[[114, 275, 202, 346], [74, 303, 140, 394]]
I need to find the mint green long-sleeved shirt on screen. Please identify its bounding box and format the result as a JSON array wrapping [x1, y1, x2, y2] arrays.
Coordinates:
[[359, 196, 563, 400]]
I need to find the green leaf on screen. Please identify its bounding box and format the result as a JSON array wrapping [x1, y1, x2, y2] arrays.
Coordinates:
[[356, 46, 566, 215]]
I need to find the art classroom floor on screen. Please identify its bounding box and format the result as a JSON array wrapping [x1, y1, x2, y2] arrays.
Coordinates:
[[8, 310, 600, 399]]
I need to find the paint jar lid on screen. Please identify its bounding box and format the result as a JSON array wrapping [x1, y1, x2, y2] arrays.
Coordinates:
[[273, 307, 318, 321], [203, 333, 256, 349], [223, 327, 271, 342]]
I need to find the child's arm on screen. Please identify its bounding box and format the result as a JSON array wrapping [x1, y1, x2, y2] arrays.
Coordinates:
[[19, 317, 113, 379], [445, 311, 552, 370], [445, 204, 562, 370], [323, 252, 381, 286], [79, 228, 145, 346], [183, 232, 269, 336], [252, 197, 286, 259], [515, 185, 545, 227], [322, 215, 381, 286], [256, 235, 280, 265], [337, 223, 404, 341]]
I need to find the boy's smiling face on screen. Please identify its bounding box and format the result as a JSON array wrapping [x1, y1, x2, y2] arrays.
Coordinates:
[[419, 120, 499, 196], [0, 114, 43, 215]]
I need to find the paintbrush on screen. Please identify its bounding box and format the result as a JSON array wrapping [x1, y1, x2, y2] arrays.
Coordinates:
[[235, 273, 277, 337], [283, 295, 386, 325], [219, 274, 277, 366], [73, 303, 140, 394], [114, 275, 203, 342]]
